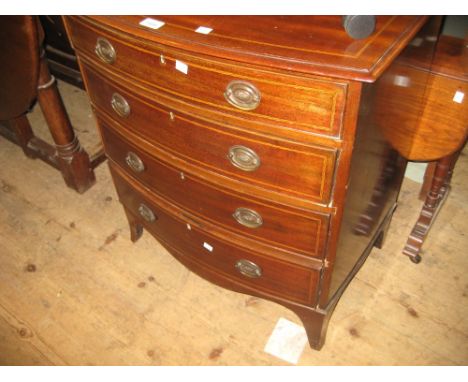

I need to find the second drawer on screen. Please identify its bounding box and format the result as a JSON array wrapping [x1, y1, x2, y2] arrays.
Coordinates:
[[83, 65, 337, 205], [102, 122, 330, 259]]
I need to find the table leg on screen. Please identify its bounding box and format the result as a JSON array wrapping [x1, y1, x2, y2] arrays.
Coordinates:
[[403, 154, 455, 263], [36, 50, 95, 194]]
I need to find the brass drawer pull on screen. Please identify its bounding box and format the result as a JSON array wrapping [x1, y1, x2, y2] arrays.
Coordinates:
[[233, 207, 263, 229], [95, 37, 116, 64], [138, 203, 156, 223], [224, 80, 261, 110], [235, 259, 262, 278], [125, 151, 145, 173], [111, 93, 130, 117], [228, 145, 260, 172]]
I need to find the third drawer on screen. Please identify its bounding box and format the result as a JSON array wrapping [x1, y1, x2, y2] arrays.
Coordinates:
[[101, 121, 330, 259]]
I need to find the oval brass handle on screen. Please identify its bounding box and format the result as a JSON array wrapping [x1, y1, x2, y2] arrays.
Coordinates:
[[224, 80, 261, 110], [228, 145, 260, 172], [233, 207, 263, 229], [111, 93, 130, 117], [235, 259, 262, 278], [95, 37, 116, 64], [125, 151, 145, 173], [138, 203, 156, 223]]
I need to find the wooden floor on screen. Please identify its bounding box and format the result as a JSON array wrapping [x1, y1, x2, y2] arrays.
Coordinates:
[[0, 81, 467, 365]]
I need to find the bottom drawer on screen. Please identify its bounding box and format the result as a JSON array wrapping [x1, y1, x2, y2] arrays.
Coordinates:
[[110, 164, 320, 305]]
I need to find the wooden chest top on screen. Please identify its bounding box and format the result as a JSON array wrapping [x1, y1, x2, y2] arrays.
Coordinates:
[[81, 15, 427, 82]]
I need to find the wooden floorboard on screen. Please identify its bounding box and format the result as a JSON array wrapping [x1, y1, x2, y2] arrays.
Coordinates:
[[0, 81, 466, 365]]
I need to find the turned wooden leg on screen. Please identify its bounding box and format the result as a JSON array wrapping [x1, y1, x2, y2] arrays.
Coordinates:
[[1, 116, 36, 158], [403, 155, 453, 263], [36, 50, 95, 194], [419, 162, 436, 201], [440, 149, 462, 197], [123, 208, 144, 242], [7, 115, 37, 158]]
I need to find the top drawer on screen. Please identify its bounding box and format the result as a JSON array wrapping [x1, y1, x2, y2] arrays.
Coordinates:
[[66, 16, 348, 138]]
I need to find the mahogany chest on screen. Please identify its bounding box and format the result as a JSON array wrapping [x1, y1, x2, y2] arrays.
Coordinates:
[[63, 16, 440, 349]]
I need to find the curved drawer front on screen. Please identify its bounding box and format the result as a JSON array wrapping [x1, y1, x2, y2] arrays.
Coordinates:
[[84, 67, 336, 204], [111, 167, 320, 305], [68, 16, 346, 137], [102, 123, 329, 258]]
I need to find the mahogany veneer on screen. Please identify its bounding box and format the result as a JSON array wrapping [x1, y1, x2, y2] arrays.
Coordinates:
[[64, 15, 441, 350], [402, 34, 468, 263]]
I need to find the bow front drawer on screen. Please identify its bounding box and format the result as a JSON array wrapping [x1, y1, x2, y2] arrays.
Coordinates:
[[67, 16, 347, 138], [102, 123, 330, 258], [111, 166, 320, 305], [84, 66, 337, 205]]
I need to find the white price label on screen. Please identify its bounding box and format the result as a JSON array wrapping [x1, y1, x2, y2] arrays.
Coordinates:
[[139, 18, 165, 30], [195, 26, 213, 35], [203, 242, 213, 252], [453, 91, 465, 104], [175, 60, 188, 74]]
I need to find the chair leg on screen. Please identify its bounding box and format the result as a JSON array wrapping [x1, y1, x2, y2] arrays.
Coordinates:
[[36, 50, 95, 194]]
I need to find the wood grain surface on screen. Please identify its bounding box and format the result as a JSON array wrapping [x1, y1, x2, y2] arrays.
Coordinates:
[[377, 32, 467, 161], [101, 125, 330, 259], [0, 79, 467, 364], [0, 16, 40, 121], [66, 16, 349, 138], [79, 15, 428, 82], [80, 64, 339, 209], [61, 16, 447, 349]]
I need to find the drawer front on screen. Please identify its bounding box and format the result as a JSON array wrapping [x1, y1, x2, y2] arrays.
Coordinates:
[[84, 66, 336, 204], [67, 16, 347, 137], [102, 123, 329, 258], [110, 166, 319, 305]]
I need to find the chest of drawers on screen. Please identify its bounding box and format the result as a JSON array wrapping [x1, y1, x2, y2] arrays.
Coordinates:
[[64, 15, 440, 350]]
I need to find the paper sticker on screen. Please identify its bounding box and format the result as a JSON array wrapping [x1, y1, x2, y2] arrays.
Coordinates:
[[453, 90, 464, 104], [264, 318, 307, 364], [139, 18, 165, 30], [175, 60, 188, 74], [195, 26, 213, 35], [203, 242, 213, 252]]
